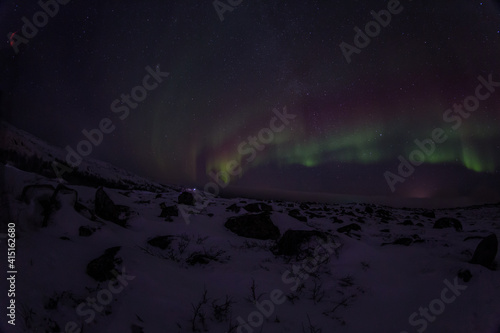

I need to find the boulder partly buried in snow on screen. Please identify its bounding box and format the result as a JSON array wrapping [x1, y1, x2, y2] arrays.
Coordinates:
[[470, 233, 498, 269], [274, 229, 327, 256], [226, 203, 240, 213], [51, 184, 78, 210], [243, 202, 273, 213], [95, 187, 129, 227], [225, 213, 280, 240], [147, 235, 174, 250], [433, 217, 462, 231], [159, 203, 178, 219], [178, 191, 195, 206], [86, 246, 121, 282], [337, 223, 362, 234], [288, 209, 307, 222]]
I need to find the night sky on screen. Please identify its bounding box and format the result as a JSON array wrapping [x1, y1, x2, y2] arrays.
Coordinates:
[[1, 0, 500, 206]]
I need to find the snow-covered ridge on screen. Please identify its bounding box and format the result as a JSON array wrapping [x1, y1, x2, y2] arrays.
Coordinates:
[[0, 121, 166, 191]]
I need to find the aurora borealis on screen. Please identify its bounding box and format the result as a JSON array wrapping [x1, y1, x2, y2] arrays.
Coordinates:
[[1, 0, 499, 206]]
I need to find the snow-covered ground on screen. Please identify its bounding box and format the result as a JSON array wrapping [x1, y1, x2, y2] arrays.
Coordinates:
[[0, 122, 499, 333], [1, 162, 499, 333]]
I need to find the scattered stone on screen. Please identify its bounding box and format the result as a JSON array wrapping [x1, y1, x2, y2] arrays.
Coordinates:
[[51, 184, 78, 210], [95, 187, 129, 227], [470, 233, 498, 269], [376, 209, 392, 219], [433, 217, 462, 231], [226, 203, 240, 213], [458, 269, 472, 282], [337, 223, 361, 234], [355, 216, 365, 223], [422, 210, 435, 219], [299, 203, 310, 210], [178, 191, 195, 206], [86, 246, 121, 282], [331, 216, 343, 224], [365, 206, 374, 214], [79, 226, 96, 237], [225, 213, 280, 240], [243, 202, 273, 213], [274, 230, 328, 256], [75, 201, 97, 221], [147, 236, 174, 250], [393, 238, 413, 246], [159, 203, 178, 218], [21, 184, 55, 204], [402, 220, 414, 226], [307, 212, 325, 219], [288, 209, 307, 222], [130, 324, 144, 333], [20, 184, 54, 227]]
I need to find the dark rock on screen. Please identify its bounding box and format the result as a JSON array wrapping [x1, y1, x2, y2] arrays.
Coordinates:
[[243, 202, 273, 213], [21, 184, 55, 204], [365, 206, 374, 214], [470, 234, 498, 268], [392, 238, 413, 246], [20, 184, 54, 227], [178, 191, 195, 206], [307, 212, 325, 219], [422, 210, 435, 218], [75, 201, 96, 221], [416, 223, 424, 227], [51, 184, 78, 210], [207, 213, 214, 217], [186, 253, 212, 265], [86, 246, 121, 281], [147, 236, 173, 250], [299, 203, 310, 210], [458, 269, 472, 282], [288, 209, 307, 222], [376, 209, 392, 218], [131, 324, 144, 333], [341, 210, 356, 217], [381, 237, 414, 246], [337, 223, 362, 234], [159, 203, 178, 218], [95, 187, 129, 227], [274, 230, 327, 256], [135, 200, 150, 204], [433, 217, 462, 231], [402, 220, 414, 226], [331, 216, 343, 224], [226, 203, 240, 213], [380, 229, 390, 232], [79, 226, 95, 237], [225, 213, 280, 240]]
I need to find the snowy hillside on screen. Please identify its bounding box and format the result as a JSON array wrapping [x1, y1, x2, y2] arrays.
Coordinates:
[[0, 123, 499, 333], [0, 121, 167, 192]]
